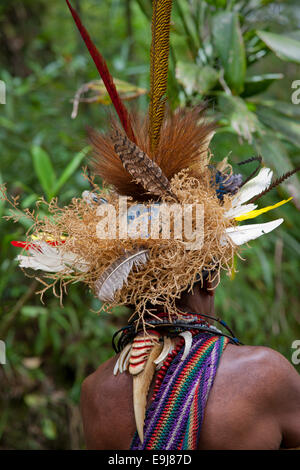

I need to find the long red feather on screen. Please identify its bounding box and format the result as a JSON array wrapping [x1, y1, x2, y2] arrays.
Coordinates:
[[66, 0, 136, 142], [11, 240, 66, 250]]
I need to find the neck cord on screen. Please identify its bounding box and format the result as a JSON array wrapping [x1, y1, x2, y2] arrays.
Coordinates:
[[112, 312, 241, 353]]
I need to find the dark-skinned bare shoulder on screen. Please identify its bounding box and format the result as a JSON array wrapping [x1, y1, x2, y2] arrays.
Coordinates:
[[251, 346, 300, 449], [217, 344, 300, 449], [80, 345, 300, 450], [195, 344, 300, 450], [80, 355, 136, 450]]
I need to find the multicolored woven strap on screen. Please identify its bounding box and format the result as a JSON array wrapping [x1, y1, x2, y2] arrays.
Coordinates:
[[130, 332, 229, 450]]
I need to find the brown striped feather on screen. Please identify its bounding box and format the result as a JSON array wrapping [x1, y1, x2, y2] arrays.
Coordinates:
[[149, 0, 173, 152], [111, 128, 177, 200], [89, 106, 215, 200]]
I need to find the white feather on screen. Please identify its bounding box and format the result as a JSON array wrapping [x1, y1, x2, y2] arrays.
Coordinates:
[[231, 168, 273, 207], [224, 218, 283, 246], [95, 249, 149, 302], [224, 203, 257, 219], [16, 242, 89, 273]]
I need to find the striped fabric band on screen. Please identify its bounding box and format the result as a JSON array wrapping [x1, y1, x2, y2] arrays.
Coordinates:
[[130, 332, 229, 450]]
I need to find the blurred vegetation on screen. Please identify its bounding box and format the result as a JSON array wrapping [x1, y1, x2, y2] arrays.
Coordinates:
[[0, 0, 299, 449]]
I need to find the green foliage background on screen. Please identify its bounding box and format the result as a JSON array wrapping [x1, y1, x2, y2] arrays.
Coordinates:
[[0, 0, 299, 449]]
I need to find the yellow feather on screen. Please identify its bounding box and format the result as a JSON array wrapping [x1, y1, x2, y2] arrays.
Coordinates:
[[149, 0, 173, 153], [235, 197, 292, 221], [31, 234, 67, 241]]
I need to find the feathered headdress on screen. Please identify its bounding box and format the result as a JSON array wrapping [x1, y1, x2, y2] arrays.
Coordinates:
[[6, 0, 299, 443]]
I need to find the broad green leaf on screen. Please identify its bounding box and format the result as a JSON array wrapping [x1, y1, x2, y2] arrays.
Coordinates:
[[42, 418, 57, 440], [212, 12, 246, 94], [281, 231, 300, 257], [12, 181, 37, 194], [24, 394, 47, 408], [21, 306, 48, 318], [253, 246, 273, 289], [65, 307, 81, 333], [21, 193, 39, 209], [52, 310, 71, 332], [287, 30, 300, 42], [210, 131, 255, 167], [287, 31, 300, 42], [254, 133, 300, 206], [206, 0, 226, 6], [218, 93, 261, 143], [241, 73, 283, 98], [49, 325, 62, 353], [255, 99, 300, 118], [175, 63, 220, 95], [31, 146, 56, 200], [4, 209, 33, 230], [256, 105, 300, 148], [52, 146, 90, 197], [35, 314, 48, 355], [0, 259, 16, 299], [135, 0, 152, 19], [0, 116, 16, 131], [257, 31, 300, 64]]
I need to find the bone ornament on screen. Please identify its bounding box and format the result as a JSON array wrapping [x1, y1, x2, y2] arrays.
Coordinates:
[[179, 331, 193, 361], [133, 342, 163, 443], [128, 331, 161, 375], [113, 330, 161, 376], [112, 332, 193, 442], [113, 343, 131, 375], [154, 336, 175, 369], [119, 343, 132, 373]]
